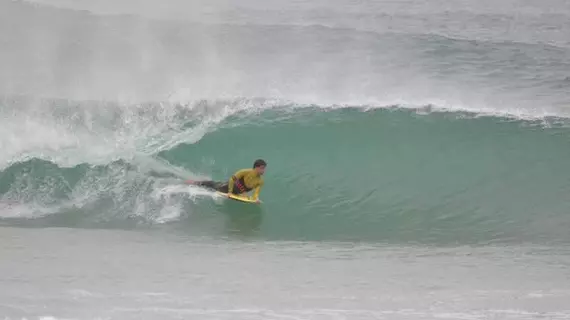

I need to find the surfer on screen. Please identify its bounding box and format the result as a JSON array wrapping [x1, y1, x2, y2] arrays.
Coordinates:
[[185, 159, 266, 203]]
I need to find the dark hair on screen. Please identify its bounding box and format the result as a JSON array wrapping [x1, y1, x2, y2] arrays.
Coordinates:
[[253, 159, 267, 168]]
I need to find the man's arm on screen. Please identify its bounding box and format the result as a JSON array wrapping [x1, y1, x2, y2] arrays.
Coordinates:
[[252, 179, 264, 200], [252, 185, 262, 200], [227, 169, 249, 194]]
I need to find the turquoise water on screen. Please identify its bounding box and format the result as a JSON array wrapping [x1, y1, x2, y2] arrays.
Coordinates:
[[2, 104, 570, 246], [1, 1, 570, 319]]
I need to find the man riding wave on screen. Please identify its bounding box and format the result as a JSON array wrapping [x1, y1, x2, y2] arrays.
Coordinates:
[[186, 159, 266, 203]]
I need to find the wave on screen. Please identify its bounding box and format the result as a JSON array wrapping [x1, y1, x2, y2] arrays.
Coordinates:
[[1, 97, 570, 246], [1, 95, 567, 169]]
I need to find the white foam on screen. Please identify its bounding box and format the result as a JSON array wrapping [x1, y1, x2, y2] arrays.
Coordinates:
[[1, 94, 567, 175], [151, 183, 221, 223]]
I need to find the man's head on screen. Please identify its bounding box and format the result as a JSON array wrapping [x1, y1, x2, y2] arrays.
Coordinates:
[[253, 159, 267, 175]]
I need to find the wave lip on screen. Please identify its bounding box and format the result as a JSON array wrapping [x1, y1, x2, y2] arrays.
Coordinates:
[[3, 95, 568, 171]]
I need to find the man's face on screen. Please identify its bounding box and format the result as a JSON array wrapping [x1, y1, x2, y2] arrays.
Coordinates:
[[255, 165, 266, 175]]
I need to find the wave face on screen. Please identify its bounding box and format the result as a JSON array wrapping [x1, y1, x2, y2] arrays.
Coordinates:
[[1, 1, 570, 245], [1, 97, 570, 245]]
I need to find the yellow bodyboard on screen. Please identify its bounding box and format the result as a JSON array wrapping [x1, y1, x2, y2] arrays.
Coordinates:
[[216, 192, 261, 204]]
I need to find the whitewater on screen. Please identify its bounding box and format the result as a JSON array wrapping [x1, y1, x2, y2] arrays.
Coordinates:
[[1, 0, 570, 319]]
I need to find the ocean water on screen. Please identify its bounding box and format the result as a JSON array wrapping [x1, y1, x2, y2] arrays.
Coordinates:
[[1, 0, 570, 319]]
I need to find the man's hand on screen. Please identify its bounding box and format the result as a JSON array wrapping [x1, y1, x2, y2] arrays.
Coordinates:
[[255, 199, 260, 204]]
